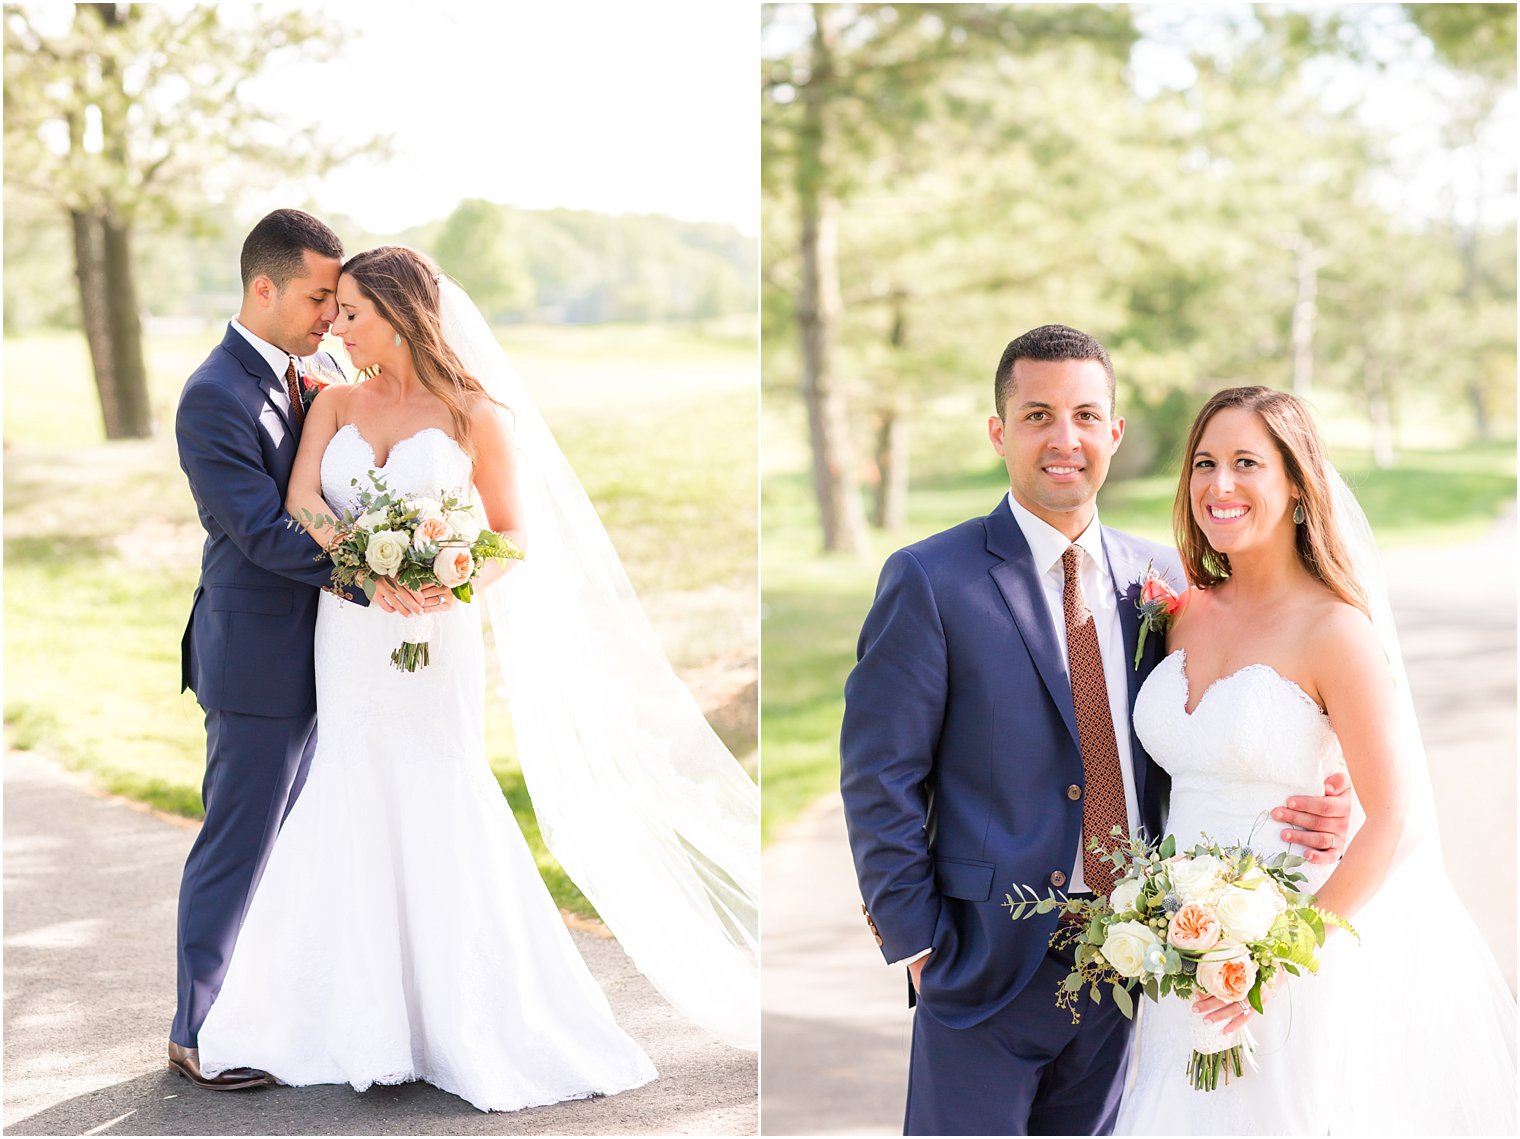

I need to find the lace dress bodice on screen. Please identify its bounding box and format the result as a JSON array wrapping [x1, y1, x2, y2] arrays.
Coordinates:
[[1135, 649, 1342, 885], [320, 424, 471, 515]]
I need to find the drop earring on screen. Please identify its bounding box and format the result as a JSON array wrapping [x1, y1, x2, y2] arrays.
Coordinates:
[[1292, 501, 1305, 525], [393, 333, 403, 348]]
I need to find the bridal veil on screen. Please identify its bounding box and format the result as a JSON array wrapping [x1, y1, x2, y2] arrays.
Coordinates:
[[438, 278, 759, 1052]]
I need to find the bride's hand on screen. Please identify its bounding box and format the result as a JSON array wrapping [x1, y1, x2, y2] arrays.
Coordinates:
[[367, 575, 427, 616], [1193, 993, 1256, 1034], [1194, 972, 1281, 1033]]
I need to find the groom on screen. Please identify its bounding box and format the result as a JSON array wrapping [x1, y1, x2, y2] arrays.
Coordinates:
[[171, 209, 439, 1089], [840, 324, 1350, 1135]]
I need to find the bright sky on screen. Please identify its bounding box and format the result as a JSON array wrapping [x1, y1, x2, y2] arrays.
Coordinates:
[[238, 1, 758, 235]]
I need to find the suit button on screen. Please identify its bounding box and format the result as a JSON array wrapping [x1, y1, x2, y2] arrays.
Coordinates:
[[1066, 784, 1082, 801], [1050, 870, 1068, 888]]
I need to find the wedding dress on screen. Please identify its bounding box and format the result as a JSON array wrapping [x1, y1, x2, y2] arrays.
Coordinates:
[[196, 423, 658, 1111], [1114, 650, 1343, 1134], [1115, 646, 1516, 1135]]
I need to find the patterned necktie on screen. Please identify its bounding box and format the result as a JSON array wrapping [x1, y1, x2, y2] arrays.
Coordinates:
[[283, 358, 305, 424], [1061, 544, 1129, 895]]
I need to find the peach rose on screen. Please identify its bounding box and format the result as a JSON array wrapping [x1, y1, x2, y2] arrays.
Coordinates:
[[1196, 947, 1258, 1003], [432, 546, 474, 589], [412, 515, 452, 551], [1141, 570, 1181, 614], [1167, 901, 1223, 952]]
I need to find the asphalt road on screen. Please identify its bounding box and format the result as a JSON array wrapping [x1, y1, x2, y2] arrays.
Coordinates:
[[2, 757, 757, 1137], [760, 520, 1519, 1137]]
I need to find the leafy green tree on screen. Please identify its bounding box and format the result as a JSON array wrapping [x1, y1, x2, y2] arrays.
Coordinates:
[[764, 3, 1137, 550], [434, 199, 536, 321], [3, 3, 377, 439]]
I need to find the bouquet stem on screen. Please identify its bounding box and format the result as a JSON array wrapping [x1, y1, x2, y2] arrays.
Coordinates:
[[390, 612, 435, 672], [1186, 1005, 1254, 1091]]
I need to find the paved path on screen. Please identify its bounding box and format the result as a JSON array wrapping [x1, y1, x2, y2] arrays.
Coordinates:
[[760, 522, 1518, 1137], [2, 757, 756, 1137]]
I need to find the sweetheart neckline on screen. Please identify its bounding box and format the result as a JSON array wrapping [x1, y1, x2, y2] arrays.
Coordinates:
[[1169, 648, 1325, 720], [332, 423, 465, 469]]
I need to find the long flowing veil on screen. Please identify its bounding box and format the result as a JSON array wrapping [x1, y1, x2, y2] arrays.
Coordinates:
[[1323, 468, 1514, 1133], [438, 278, 759, 1051]]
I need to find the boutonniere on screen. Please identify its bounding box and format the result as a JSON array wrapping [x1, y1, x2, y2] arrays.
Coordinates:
[[300, 356, 347, 413], [1132, 560, 1183, 670]]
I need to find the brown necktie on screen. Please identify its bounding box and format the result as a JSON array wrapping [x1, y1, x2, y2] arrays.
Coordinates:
[[283, 358, 304, 424], [1061, 544, 1129, 895]]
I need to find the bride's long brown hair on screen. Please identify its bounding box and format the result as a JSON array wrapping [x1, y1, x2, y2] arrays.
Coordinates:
[[342, 245, 503, 456], [1174, 386, 1369, 617]]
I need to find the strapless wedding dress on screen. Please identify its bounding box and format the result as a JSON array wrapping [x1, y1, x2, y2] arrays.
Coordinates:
[[1114, 649, 1345, 1136], [197, 424, 656, 1111]]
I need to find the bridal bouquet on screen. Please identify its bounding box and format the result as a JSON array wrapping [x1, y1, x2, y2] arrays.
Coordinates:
[[1007, 832, 1356, 1091], [292, 473, 523, 671]]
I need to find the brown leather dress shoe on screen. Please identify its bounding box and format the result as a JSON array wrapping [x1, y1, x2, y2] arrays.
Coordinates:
[[167, 1041, 275, 1091]]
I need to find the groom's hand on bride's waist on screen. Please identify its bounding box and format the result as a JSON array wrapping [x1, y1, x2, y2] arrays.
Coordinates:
[[1271, 770, 1353, 865]]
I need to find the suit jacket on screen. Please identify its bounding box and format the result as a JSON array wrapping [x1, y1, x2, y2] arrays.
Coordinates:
[[176, 325, 359, 717], [840, 498, 1181, 1029]]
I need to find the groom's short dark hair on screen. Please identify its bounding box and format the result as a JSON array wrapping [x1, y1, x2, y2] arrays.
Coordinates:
[[240, 209, 344, 290], [995, 324, 1116, 419]]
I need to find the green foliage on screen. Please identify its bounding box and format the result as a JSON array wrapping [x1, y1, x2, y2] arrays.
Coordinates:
[[762, 2, 1517, 531], [434, 200, 536, 320]]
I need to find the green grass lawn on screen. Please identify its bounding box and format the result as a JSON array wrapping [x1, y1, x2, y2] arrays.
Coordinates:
[[760, 396, 1517, 844], [3, 323, 758, 918]]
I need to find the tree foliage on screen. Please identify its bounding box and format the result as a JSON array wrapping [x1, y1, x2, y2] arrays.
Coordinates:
[[763, 2, 1516, 548], [3, 3, 380, 438]]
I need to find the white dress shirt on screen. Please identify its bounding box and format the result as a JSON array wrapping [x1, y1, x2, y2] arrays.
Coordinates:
[[230, 318, 299, 414], [1006, 492, 1142, 892]]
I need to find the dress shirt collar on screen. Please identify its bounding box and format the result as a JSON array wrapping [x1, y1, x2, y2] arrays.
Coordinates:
[[230, 318, 297, 383], [1005, 491, 1106, 587]]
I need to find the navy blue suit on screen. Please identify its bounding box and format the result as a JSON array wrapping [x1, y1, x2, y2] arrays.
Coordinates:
[[172, 325, 360, 1048], [841, 498, 1179, 1135]]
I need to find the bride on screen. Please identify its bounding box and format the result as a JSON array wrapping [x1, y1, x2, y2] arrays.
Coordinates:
[[1114, 386, 1515, 1135], [196, 246, 758, 1111]]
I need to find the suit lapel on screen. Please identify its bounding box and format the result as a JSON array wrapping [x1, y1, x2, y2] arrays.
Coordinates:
[[221, 326, 299, 441], [984, 502, 1081, 750]]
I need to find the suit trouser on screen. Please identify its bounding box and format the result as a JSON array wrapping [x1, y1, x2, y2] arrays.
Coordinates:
[[904, 939, 1133, 1136], [171, 705, 317, 1047]]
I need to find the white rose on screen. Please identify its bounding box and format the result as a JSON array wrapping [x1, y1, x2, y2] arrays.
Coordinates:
[[408, 496, 443, 520], [1100, 920, 1164, 980], [446, 508, 482, 540], [1168, 854, 1227, 903], [1213, 884, 1281, 943], [364, 530, 409, 577], [1108, 877, 1143, 915], [1238, 870, 1289, 913], [355, 508, 388, 532]]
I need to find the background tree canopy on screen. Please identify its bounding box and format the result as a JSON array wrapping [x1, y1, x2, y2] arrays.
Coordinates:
[[762, 2, 1517, 551]]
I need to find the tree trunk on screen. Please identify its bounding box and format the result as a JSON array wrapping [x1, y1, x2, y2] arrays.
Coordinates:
[[870, 406, 909, 531], [71, 207, 153, 439], [796, 4, 866, 555], [1287, 235, 1319, 399], [870, 287, 910, 531]]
